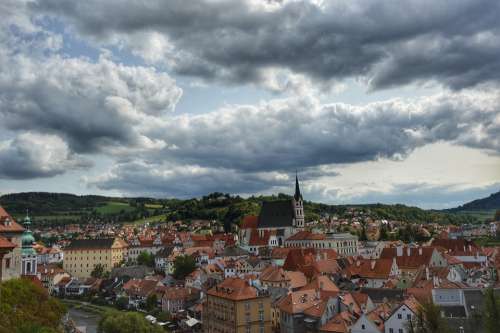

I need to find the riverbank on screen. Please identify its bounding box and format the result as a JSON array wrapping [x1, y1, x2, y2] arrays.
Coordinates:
[[62, 299, 114, 333]]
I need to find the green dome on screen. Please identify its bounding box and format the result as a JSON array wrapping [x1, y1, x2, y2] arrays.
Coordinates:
[[21, 212, 36, 255], [22, 231, 35, 247]]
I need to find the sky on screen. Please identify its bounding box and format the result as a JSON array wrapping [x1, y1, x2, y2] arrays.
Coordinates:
[[0, 0, 499, 209]]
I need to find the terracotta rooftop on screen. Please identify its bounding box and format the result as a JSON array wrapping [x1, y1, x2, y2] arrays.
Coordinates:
[[207, 277, 260, 301], [346, 259, 395, 279], [277, 289, 320, 314], [380, 246, 437, 269], [0, 206, 24, 233], [320, 311, 357, 333], [241, 215, 258, 229], [287, 230, 326, 241], [0, 235, 16, 249]]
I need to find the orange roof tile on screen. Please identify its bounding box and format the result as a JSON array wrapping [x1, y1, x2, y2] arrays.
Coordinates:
[[207, 277, 259, 301]]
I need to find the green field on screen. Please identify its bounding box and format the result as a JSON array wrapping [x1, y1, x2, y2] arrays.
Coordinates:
[[131, 214, 168, 226], [454, 209, 497, 222], [95, 201, 136, 215]]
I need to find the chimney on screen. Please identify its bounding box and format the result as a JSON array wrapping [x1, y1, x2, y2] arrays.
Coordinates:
[[356, 260, 361, 267], [371, 260, 376, 270], [396, 246, 403, 257], [407, 247, 411, 257], [468, 245, 472, 252], [419, 247, 423, 255], [425, 266, 430, 280]]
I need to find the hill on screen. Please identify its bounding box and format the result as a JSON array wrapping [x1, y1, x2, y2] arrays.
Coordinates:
[[0, 191, 478, 227], [451, 190, 500, 211]]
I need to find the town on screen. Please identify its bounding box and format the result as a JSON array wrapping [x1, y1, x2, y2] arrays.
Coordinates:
[[1, 177, 500, 333]]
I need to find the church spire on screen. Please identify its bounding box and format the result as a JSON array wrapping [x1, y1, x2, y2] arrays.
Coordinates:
[[294, 171, 302, 201]]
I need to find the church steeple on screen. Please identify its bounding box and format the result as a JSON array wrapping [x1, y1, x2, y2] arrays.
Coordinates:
[[294, 171, 302, 201], [293, 172, 304, 229], [21, 210, 37, 275]]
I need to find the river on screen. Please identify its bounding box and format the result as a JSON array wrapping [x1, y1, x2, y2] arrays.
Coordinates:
[[67, 307, 101, 333]]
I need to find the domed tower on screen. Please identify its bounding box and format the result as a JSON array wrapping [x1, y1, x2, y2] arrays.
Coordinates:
[[292, 173, 305, 229], [21, 212, 37, 276]]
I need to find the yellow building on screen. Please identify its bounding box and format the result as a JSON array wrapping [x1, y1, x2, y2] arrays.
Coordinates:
[[63, 238, 127, 278], [204, 277, 272, 333]]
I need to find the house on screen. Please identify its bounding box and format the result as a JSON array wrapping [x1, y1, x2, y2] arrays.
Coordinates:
[[277, 289, 340, 333], [345, 259, 399, 288], [283, 248, 338, 279], [122, 277, 163, 308], [351, 303, 391, 333], [34, 244, 63, 264], [204, 277, 272, 333], [37, 263, 70, 295], [154, 246, 174, 271], [260, 266, 307, 291], [126, 235, 164, 263], [55, 277, 101, 297], [384, 297, 420, 333], [161, 287, 200, 313], [0, 206, 25, 281], [319, 311, 357, 333]]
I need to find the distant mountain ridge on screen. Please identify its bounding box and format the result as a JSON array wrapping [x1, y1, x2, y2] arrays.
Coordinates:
[[451, 190, 500, 211]]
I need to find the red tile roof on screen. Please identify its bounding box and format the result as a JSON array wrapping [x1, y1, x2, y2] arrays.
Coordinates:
[[287, 230, 326, 241], [0, 235, 16, 249], [346, 259, 395, 280], [380, 247, 436, 269], [0, 206, 24, 233], [241, 215, 258, 229], [207, 277, 259, 301]]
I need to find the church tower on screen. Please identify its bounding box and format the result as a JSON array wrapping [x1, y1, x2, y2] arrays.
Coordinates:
[[292, 173, 305, 229], [21, 212, 37, 276]]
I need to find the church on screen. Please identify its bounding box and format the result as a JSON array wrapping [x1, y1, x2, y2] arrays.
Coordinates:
[[239, 174, 305, 254]]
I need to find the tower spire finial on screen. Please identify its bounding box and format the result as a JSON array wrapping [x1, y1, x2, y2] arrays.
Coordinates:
[[294, 171, 302, 201]]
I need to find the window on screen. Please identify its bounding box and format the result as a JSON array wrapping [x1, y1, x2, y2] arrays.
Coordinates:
[[5, 258, 10, 269], [390, 329, 394, 333], [362, 324, 365, 329], [398, 330, 403, 333], [398, 314, 402, 319], [407, 314, 411, 320]]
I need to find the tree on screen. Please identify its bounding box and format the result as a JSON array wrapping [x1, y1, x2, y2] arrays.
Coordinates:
[[145, 294, 158, 312], [173, 254, 196, 280], [484, 288, 500, 333], [359, 223, 368, 241], [411, 301, 450, 333], [98, 311, 164, 333], [137, 251, 155, 267], [0, 278, 66, 333], [115, 296, 129, 310], [91, 263, 105, 278], [379, 224, 388, 240]]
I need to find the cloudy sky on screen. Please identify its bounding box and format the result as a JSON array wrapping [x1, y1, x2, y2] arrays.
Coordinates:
[[1, 0, 499, 208]]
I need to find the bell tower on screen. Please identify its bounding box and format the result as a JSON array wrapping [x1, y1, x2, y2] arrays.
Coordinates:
[[21, 212, 37, 276], [292, 173, 304, 229]]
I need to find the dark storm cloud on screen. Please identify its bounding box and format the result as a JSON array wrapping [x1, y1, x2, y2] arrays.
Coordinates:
[[91, 161, 295, 198], [144, 90, 500, 172], [33, 0, 500, 90]]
